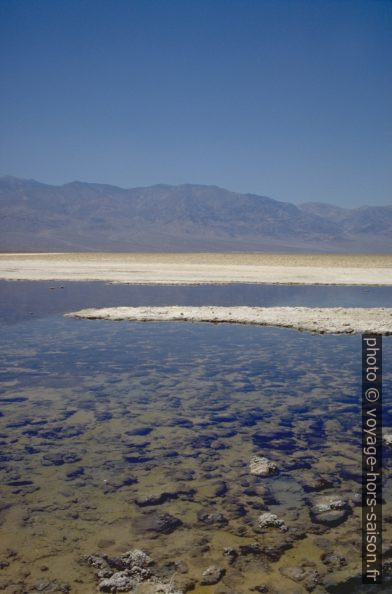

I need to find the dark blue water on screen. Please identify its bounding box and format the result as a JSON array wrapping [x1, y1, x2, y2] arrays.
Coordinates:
[[1, 279, 392, 324]]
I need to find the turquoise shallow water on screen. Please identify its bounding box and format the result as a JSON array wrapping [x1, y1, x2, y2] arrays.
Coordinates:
[[0, 281, 391, 593]]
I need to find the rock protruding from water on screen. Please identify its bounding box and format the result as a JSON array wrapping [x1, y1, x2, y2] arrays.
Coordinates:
[[249, 456, 278, 476], [257, 512, 287, 531], [200, 565, 225, 585], [84, 549, 183, 593], [383, 432, 392, 446]]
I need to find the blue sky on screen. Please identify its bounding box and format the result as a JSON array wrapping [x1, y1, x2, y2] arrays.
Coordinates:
[[0, 0, 391, 206]]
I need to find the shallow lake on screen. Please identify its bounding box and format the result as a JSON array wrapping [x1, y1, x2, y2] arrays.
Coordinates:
[[0, 281, 391, 593]]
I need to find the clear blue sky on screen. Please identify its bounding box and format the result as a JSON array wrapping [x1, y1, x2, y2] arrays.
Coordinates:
[[0, 0, 391, 206]]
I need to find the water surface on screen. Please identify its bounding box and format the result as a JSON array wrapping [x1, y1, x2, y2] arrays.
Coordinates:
[[0, 282, 391, 593]]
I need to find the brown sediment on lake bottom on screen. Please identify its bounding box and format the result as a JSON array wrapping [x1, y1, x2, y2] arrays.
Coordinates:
[[66, 305, 392, 335]]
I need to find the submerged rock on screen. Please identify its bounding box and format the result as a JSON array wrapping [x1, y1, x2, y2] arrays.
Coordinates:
[[224, 502, 246, 519], [134, 512, 183, 535], [40, 425, 84, 440], [32, 580, 70, 593], [97, 539, 116, 549], [279, 566, 321, 591], [124, 455, 153, 464], [135, 489, 195, 507], [239, 541, 292, 562], [238, 544, 264, 556], [169, 469, 195, 482], [170, 577, 195, 593], [249, 456, 278, 476], [299, 471, 334, 493], [309, 494, 351, 527], [223, 547, 238, 565], [203, 481, 228, 498], [65, 463, 85, 478], [42, 452, 81, 466], [321, 552, 347, 571], [197, 509, 228, 526], [125, 427, 153, 436], [103, 475, 138, 494]]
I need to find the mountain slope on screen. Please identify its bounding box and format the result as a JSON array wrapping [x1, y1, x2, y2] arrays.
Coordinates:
[[0, 177, 391, 252]]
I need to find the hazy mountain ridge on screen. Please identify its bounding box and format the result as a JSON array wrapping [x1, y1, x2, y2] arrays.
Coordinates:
[[0, 176, 391, 252], [299, 201, 392, 234]]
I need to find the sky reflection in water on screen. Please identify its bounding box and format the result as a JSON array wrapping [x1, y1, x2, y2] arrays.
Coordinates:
[[0, 281, 391, 593]]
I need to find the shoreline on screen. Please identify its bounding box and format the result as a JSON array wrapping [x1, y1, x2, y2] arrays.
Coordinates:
[[1, 252, 391, 285], [66, 305, 392, 335]]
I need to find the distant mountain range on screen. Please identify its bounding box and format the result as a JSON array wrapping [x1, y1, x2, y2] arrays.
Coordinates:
[[0, 176, 391, 252]]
